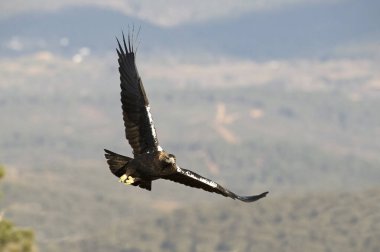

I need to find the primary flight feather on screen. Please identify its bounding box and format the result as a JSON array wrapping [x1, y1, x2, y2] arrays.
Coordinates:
[[104, 33, 268, 202]]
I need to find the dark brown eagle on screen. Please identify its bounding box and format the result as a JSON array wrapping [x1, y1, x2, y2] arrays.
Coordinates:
[[104, 33, 268, 203]]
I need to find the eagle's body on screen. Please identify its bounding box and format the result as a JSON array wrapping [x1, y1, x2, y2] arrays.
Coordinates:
[[104, 33, 268, 203], [105, 149, 175, 191]]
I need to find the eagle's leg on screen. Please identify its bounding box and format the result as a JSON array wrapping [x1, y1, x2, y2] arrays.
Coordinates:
[[119, 174, 140, 185]]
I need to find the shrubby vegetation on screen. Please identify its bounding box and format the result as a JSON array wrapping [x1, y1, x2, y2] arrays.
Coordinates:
[[0, 165, 36, 252]]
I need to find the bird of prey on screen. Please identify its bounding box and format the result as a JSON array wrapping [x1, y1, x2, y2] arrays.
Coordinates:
[[104, 33, 268, 203]]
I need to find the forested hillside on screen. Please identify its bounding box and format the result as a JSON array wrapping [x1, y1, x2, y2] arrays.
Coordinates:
[[55, 189, 380, 252], [1, 73, 379, 251]]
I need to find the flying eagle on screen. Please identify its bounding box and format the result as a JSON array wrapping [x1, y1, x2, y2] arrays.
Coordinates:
[[104, 33, 268, 203]]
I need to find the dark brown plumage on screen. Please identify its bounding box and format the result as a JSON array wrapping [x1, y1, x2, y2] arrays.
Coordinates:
[[104, 33, 268, 203]]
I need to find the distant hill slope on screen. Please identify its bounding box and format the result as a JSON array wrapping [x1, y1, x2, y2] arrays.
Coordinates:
[[48, 188, 380, 252], [1, 79, 380, 251]]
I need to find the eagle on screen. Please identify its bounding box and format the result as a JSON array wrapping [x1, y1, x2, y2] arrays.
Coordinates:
[[104, 33, 268, 203]]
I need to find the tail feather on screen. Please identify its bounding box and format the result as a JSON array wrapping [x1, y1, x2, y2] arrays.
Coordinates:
[[104, 149, 132, 177]]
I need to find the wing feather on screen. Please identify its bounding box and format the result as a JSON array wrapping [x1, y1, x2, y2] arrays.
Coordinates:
[[163, 166, 268, 203], [116, 33, 161, 155]]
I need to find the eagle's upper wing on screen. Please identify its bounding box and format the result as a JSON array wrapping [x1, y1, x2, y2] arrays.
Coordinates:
[[163, 166, 268, 203], [116, 34, 161, 155]]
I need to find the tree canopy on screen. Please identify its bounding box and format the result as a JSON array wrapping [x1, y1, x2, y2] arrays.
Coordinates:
[[0, 165, 36, 252]]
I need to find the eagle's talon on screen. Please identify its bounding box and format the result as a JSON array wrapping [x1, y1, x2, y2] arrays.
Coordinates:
[[119, 175, 135, 185], [119, 174, 127, 183]]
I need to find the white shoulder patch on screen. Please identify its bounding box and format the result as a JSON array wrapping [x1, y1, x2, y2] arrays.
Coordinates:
[[146, 105, 160, 150], [176, 166, 218, 188], [176, 166, 183, 173]]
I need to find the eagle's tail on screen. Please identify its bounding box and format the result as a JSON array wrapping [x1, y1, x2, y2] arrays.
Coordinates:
[[104, 149, 132, 177]]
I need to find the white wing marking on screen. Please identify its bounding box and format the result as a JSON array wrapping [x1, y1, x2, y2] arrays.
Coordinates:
[[176, 166, 218, 188], [145, 105, 162, 151]]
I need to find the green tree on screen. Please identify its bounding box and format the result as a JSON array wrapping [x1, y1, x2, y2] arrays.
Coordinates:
[[0, 166, 4, 180], [0, 165, 36, 252]]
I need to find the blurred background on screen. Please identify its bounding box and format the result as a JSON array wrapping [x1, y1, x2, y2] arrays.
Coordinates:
[[0, 0, 379, 251]]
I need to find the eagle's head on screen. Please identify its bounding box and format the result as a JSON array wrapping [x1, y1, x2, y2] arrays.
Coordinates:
[[165, 153, 176, 165], [159, 152, 177, 169]]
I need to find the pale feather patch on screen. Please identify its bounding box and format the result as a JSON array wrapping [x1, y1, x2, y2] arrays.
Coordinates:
[[176, 166, 218, 188], [146, 105, 161, 151]]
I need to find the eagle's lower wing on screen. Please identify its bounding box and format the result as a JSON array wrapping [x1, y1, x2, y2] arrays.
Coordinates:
[[163, 166, 268, 203], [116, 34, 161, 156]]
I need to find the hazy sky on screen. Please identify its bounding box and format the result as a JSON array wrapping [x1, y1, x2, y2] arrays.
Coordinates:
[[1, 0, 379, 93], [0, 0, 346, 27]]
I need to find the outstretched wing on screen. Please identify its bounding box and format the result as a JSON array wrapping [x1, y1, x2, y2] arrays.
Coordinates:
[[163, 166, 268, 203], [116, 34, 161, 155]]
